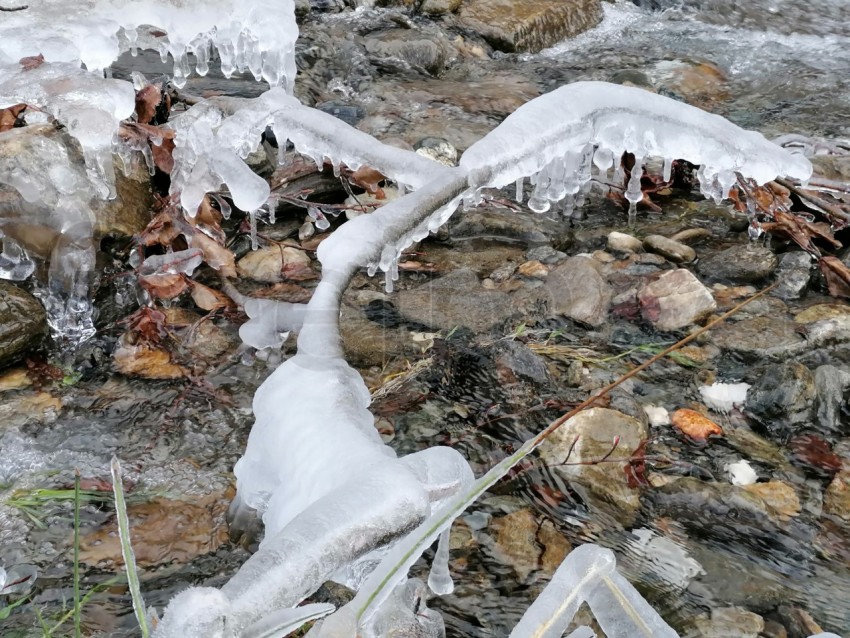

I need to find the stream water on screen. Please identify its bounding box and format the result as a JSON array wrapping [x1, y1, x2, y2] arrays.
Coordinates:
[[2, 1, 850, 636]]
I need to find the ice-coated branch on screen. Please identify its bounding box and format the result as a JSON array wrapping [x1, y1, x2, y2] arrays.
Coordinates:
[[461, 81, 813, 215]]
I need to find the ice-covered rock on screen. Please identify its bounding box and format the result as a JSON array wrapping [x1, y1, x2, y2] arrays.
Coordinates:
[[699, 381, 750, 413]]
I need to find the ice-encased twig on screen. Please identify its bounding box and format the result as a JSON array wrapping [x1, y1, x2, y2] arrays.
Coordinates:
[[460, 81, 813, 213]]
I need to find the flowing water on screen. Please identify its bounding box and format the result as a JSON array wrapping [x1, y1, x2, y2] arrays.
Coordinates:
[[2, 1, 850, 636]]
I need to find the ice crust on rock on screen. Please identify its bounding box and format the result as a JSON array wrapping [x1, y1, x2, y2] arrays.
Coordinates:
[[699, 381, 750, 413], [0, 0, 298, 90], [460, 81, 813, 215]]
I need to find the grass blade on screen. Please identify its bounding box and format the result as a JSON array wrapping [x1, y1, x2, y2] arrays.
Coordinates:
[[111, 456, 149, 638], [73, 470, 81, 638]]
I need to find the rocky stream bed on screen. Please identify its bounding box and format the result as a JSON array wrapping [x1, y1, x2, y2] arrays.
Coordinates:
[[1, 1, 850, 637]]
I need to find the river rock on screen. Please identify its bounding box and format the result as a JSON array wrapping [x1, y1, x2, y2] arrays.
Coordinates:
[[691, 607, 765, 638], [710, 315, 804, 358], [772, 251, 813, 300], [538, 407, 647, 526], [420, 0, 462, 15], [543, 255, 612, 327], [607, 231, 643, 253], [487, 508, 541, 582], [395, 268, 514, 333], [363, 29, 457, 75], [823, 471, 850, 521], [699, 244, 778, 283], [450, 208, 568, 247], [459, 0, 603, 53], [340, 303, 418, 367], [638, 268, 716, 331], [643, 234, 696, 263], [0, 281, 46, 366], [813, 365, 850, 433], [525, 245, 566, 265], [236, 245, 313, 283], [746, 362, 816, 430]]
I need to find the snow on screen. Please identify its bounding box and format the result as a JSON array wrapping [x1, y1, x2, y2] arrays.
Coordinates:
[[699, 381, 750, 413], [725, 459, 758, 486], [461, 81, 812, 216]]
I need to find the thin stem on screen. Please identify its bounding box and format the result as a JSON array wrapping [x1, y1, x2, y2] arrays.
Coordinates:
[[73, 470, 81, 638]]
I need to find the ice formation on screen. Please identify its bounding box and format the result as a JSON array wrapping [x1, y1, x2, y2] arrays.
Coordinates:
[[460, 81, 813, 216], [725, 459, 758, 486], [0, 0, 298, 90], [699, 381, 750, 413], [509, 545, 678, 638]]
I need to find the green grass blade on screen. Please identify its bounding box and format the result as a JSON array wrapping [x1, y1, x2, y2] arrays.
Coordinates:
[[110, 456, 149, 638]]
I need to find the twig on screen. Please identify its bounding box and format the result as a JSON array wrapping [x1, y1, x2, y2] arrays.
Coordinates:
[[73, 470, 82, 638], [0, 4, 28, 11]]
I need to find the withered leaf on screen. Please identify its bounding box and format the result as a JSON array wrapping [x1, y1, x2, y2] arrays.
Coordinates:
[[760, 209, 841, 255], [139, 272, 189, 300], [819, 256, 850, 299], [135, 83, 169, 125], [189, 232, 237, 278], [19, 54, 44, 71], [189, 280, 233, 311], [349, 165, 386, 199], [0, 103, 26, 132], [670, 408, 723, 442]]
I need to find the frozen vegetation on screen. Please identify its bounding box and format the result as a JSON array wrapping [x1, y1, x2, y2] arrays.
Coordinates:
[[0, 0, 830, 637]]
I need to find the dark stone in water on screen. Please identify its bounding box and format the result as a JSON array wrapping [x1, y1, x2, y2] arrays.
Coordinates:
[[0, 281, 46, 367], [746, 362, 816, 433], [316, 101, 365, 127], [699, 244, 778, 283]]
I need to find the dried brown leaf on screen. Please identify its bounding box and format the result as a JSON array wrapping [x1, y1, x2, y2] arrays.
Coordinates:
[[189, 280, 233, 311], [190, 232, 237, 278], [819, 256, 850, 299], [0, 103, 26, 132], [19, 54, 44, 71], [670, 408, 723, 442], [349, 165, 386, 199], [139, 272, 189, 300]]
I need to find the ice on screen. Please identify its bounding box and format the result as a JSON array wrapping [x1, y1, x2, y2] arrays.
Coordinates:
[[626, 528, 704, 590], [0, 238, 36, 281], [509, 545, 679, 638], [460, 81, 812, 214], [725, 459, 758, 486], [238, 298, 307, 351], [140, 248, 204, 276], [426, 529, 453, 595], [0, 61, 135, 198], [0, 0, 298, 91], [699, 381, 750, 413], [643, 405, 671, 427]]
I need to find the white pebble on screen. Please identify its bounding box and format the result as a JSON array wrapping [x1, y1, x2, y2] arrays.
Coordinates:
[[725, 459, 757, 486]]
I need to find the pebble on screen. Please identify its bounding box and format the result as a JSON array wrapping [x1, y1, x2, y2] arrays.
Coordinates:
[[638, 268, 716, 331], [772, 251, 813, 300], [643, 234, 696, 263], [699, 244, 778, 283], [543, 255, 612, 327], [518, 260, 549, 279], [607, 231, 643, 253]]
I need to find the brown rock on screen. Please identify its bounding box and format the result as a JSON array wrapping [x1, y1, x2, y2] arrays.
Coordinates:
[[489, 509, 541, 581], [544, 255, 612, 327], [743, 481, 801, 521], [643, 234, 696, 263], [518, 260, 549, 279], [824, 471, 850, 521], [459, 0, 603, 53], [638, 269, 716, 331]]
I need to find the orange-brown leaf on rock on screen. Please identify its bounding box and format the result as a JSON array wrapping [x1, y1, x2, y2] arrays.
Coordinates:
[[189, 280, 234, 311], [113, 338, 187, 379], [139, 272, 189, 300], [0, 103, 26, 132], [134, 83, 171, 125], [819, 256, 850, 299], [118, 122, 176, 173], [189, 232, 237, 278], [670, 408, 723, 442], [19, 54, 44, 71], [349, 165, 386, 199], [760, 209, 842, 255]]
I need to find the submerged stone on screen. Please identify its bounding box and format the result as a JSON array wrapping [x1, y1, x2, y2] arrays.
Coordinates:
[[0, 281, 46, 367]]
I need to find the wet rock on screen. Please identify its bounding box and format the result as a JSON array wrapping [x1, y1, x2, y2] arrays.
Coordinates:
[[543, 255, 612, 327], [650, 59, 729, 109], [607, 231, 643, 253], [420, 0, 461, 15], [0, 281, 46, 366], [746, 362, 816, 430], [80, 490, 232, 568], [794, 303, 850, 323], [395, 268, 514, 333], [772, 252, 813, 300], [487, 508, 541, 582], [643, 234, 696, 263], [710, 316, 804, 358], [517, 260, 548, 279], [788, 433, 842, 477], [691, 606, 765, 638], [670, 227, 713, 245], [450, 208, 568, 246], [638, 268, 716, 331], [316, 101, 365, 127], [525, 245, 566, 265], [813, 365, 850, 433], [414, 137, 457, 166], [340, 303, 418, 367], [459, 0, 603, 53], [364, 29, 457, 75], [538, 407, 647, 526], [537, 519, 571, 575], [699, 244, 778, 283], [742, 481, 801, 521], [492, 339, 550, 384], [823, 471, 850, 521]]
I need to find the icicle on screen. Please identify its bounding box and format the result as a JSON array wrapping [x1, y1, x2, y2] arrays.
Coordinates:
[[515, 176, 524, 202], [427, 528, 454, 595], [332, 160, 340, 178], [593, 146, 614, 174], [367, 262, 378, 277], [625, 157, 643, 208], [662, 157, 673, 182], [249, 209, 258, 250]]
